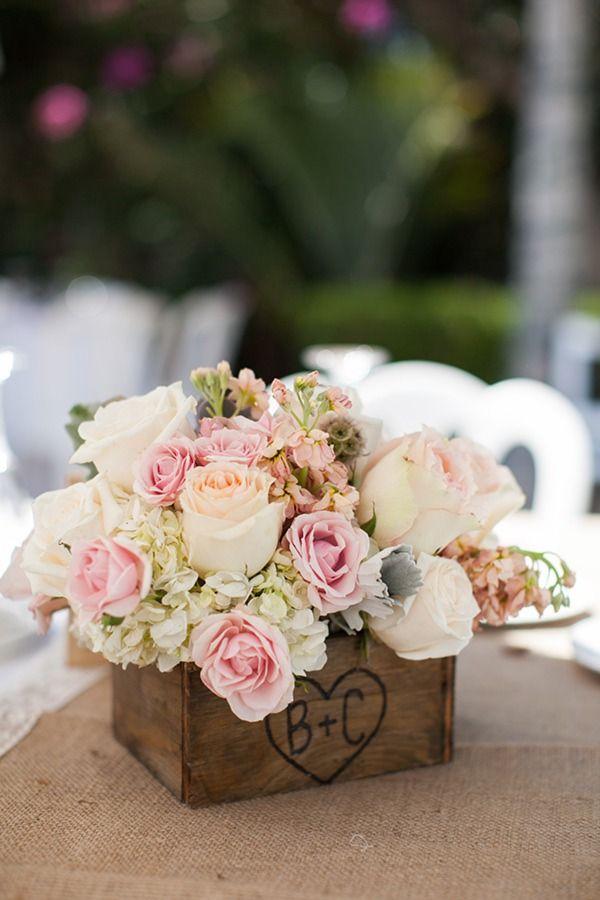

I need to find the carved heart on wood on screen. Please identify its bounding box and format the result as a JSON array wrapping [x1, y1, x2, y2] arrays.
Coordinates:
[[264, 667, 387, 785]]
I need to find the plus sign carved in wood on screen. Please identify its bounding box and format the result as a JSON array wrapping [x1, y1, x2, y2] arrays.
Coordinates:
[[112, 634, 455, 808], [265, 668, 387, 785]]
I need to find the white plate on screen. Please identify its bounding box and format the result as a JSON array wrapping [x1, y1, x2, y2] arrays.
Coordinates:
[[572, 618, 600, 674]]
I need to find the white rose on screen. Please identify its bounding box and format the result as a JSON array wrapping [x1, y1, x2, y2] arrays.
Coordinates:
[[180, 463, 284, 577], [70, 382, 196, 490], [22, 474, 124, 598], [370, 552, 479, 660]]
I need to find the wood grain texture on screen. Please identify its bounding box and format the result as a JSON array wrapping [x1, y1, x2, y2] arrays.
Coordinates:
[[112, 634, 455, 807]]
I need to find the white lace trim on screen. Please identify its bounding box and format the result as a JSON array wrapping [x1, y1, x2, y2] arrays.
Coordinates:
[[0, 635, 106, 758]]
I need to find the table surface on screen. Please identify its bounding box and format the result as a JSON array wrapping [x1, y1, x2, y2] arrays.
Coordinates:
[[1, 630, 600, 900]]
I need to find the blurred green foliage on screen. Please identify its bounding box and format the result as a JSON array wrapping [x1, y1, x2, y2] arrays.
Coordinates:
[[282, 279, 519, 381], [0, 0, 510, 301]]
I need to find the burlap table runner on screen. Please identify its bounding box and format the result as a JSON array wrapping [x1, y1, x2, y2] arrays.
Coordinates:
[[2, 632, 600, 899]]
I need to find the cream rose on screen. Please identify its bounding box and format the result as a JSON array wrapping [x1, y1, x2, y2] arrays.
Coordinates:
[[180, 463, 284, 577], [22, 475, 124, 598], [357, 428, 524, 555], [370, 552, 479, 659], [70, 382, 196, 490]]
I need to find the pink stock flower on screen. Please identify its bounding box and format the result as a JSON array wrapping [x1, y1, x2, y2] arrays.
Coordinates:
[[133, 435, 197, 506], [32, 84, 89, 141], [102, 45, 153, 91], [271, 379, 292, 407], [189, 608, 294, 721], [195, 426, 268, 467], [340, 0, 393, 34], [228, 367, 269, 419], [285, 510, 370, 614], [67, 536, 151, 624], [287, 428, 335, 470], [443, 541, 553, 627], [325, 386, 352, 412]]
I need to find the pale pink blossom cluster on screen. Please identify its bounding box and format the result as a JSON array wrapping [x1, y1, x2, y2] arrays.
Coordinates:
[[442, 540, 564, 627]]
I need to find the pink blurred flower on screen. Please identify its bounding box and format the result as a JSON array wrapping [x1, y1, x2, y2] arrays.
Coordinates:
[[84, 0, 134, 20], [28, 595, 68, 636], [67, 536, 151, 624], [189, 608, 294, 721], [285, 510, 370, 614], [32, 84, 89, 141], [133, 435, 197, 506], [102, 45, 154, 91], [165, 35, 215, 78], [340, 0, 393, 35]]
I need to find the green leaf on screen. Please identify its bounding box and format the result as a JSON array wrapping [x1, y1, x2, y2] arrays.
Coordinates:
[[101, 614, 125, 627], [65, 397, 121, 480], [359, 625, 371, 662], [295, 466, 309, 488], [360, 506, 377, 537]]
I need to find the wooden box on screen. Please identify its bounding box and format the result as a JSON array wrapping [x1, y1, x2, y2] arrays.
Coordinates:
[[112, 634, 455, 807]]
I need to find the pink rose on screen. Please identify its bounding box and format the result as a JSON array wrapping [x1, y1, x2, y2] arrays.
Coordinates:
[[189, 608, 294, 721], [287, 428, 335, 470], [358, 427, 524, 555], [133, 435, 197, 506], [285, 510, 370, 614], [67, 536, 151, 624], [195, 426, 268, 467]]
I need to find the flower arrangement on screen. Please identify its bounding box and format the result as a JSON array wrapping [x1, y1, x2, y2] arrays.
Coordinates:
[[1, 364, 575, 722]]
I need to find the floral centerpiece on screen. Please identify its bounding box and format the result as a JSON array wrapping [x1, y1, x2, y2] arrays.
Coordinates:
[[1, 364, 574, 723]]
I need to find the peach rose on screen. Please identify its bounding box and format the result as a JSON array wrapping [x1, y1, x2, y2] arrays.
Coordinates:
[[180, 463, 284, 577]]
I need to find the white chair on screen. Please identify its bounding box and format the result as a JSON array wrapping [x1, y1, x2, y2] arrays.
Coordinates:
[[356, 361, 487, 438], [159, 286, 248, 386], [463, 378, 594, 519], [357, 361, 594, 519], [1, 278, 163, 492]]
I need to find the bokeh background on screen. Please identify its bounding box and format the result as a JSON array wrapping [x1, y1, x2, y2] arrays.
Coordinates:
[[0, 0, 598, 497]]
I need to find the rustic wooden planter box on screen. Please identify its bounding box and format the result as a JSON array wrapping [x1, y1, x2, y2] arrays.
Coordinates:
[[112, 634, 455, 807]]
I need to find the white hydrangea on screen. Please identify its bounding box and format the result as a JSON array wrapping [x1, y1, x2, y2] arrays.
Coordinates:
[[195, 571, 251, 611], [246, 549, 328, 676], [116, 497, 196, 587], [73, 589, 209, 672]]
